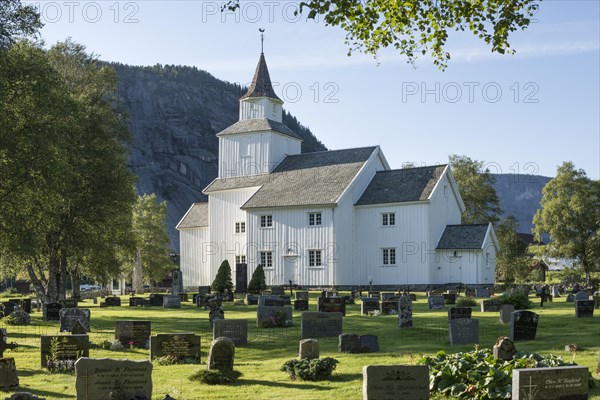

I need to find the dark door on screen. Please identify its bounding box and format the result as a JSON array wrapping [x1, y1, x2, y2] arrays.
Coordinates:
[[235, 263, 248, 293]]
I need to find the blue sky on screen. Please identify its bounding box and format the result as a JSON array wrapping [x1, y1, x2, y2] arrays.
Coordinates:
[[30, 0, 599, 179]]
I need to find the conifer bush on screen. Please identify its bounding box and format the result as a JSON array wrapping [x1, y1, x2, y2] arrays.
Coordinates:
[[211, 260, 233, 293], [247, 264, 267, 294]]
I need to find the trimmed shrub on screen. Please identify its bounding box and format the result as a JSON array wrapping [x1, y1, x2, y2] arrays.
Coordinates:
[[456, 297, 477, 307], [211, 260, 233, 293], [496, 290, 532, 309], [280, 357, 339, 381], [188, 369, 242, 385], [247, 264, 267, 294]]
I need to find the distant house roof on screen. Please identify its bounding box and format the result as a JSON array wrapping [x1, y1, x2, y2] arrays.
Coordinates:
[[436, 224, 490, 250], [204, 147, 378, 209], [240, 52, 281, 101], [216, 118, 301, 140], [176, 202, 208, 229], [517, 233, 546, 246], [355, 165, 447, 206]]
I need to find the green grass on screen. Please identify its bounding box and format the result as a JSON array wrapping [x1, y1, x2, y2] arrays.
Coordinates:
[[2, 293, 599, 399]]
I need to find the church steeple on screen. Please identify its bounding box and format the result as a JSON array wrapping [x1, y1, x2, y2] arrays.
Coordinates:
[[240, 52, 281, 102]]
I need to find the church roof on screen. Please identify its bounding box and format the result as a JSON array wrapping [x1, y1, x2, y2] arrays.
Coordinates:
[[436, 224, 490, 249], [240, 53, 281, 101], [216, 118, 301, 140], [204, 146, 378, 209], [355, 165, 447, 206], [176, 202, 208, 229]]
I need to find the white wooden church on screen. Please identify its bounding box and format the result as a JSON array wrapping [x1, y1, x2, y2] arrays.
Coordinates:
[[177, 51, 498, 289]]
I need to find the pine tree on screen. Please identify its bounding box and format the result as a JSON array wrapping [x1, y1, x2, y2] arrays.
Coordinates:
[[247, 264, 267, 294], [211, 260, 233, 293]]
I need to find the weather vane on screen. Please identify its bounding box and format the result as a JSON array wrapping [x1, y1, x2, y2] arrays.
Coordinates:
[[259, 28, 265, 53]]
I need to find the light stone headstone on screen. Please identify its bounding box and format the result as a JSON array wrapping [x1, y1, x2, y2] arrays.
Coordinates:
[[299, 339, 319, 360], [0, 357, 19, 391], [75, 357, 152, 400], [362, 365, 429, 400], [398, 295, 413, 328], [499, 304, 515, 324], [480, 299, 502, 312], [213, 319, 248, 345], [207, 337, 235, 372], [574, 291, 590, 302], [475, 288, 490, 298], [552, 285, 560, 298], [512, 366, 588, 400], [493, 336, 516, 361], [448, 318, 479, 345], [448, 307, 472, 320], [163, 295, 181, 309], [301, 312, 342, 338], [427, 295, 444, 310]]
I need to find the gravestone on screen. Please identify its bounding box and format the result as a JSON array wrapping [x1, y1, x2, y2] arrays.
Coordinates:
[[442, 293, 456, 305], [475, 288, 490, 298], [264, 298, 286, 307], [493, 336, 517, 361], [361, 298, 380, 315], [408, 293, 417, 302], [245, 294, 258, 305], [397, 295, 413, 328], [213, 319, 248, 345], [129, 297, 149, 307], [172, 270, 183, 295], [510, 310, 539, 341], [552, 285, 560, 298], [294, 299, 309, 310], [70, 320, 87, 335], [480, 299, 502, 312], [150, 333, 200, 361], [574, 291, 590, 302], [40, 335, 89, 369], [448, 318, 479, 345], [103, 297, 121, 307], [338, 333, 361, 353], [60, 298, 77, 308], [209, 306, 224, 328], [235, 263, 247, 293], [566, 294, 575, 302], [42, 303, 62, 321], [499, 304, 515, 324], [427, 295, 445, 310], [0, 329, 18, 358], [367, 291, 380, 299], [380, 292, 396, 302], [360, 335, 379, 353], [115, 320, 151, 348], [149, 293, 164, 306], [326, 291, 339, 298], [207, 337, 235, 372], [0, 357, 19, 391], [299, 339, 319, 360], [512, 366, 589, 400], [75, 357, 153, 400], [271, 286, 285, 296], [256, 305, 292, 327], [59, 308, 90, 333], [163, 295, 181, 309], [362, 365, 429, 400], [178, 293, 189, 302], [295, 291, 309, 300], [318, 297, 346, 315], [448, 307, 472, 320], [198, 286, 211, 295], [464, 288, 475, 297], [575, 300, 595, 317], [301, 312, 343, 338], [380, 301, 398, 315]]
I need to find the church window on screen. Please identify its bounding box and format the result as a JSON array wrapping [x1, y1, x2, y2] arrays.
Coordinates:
[[382, 213, 396, 226], [308, 250, 322, 267], [260, 251, 273, 268], [260, 215, 273, 228], [382, 248, 396, 265], [308, 212, 322, 226], [235, 222, 246, 233], [235, 255, 246, 264]]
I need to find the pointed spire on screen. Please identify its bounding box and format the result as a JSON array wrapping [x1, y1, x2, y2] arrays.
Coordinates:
[[241, 30, 281, 101]]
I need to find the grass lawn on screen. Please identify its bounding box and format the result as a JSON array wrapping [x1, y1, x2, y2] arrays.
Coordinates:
[[1, 292, 599, 399]]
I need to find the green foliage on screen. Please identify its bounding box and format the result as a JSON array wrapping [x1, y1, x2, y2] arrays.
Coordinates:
[[224, 0, 539, 69], [533, 162, 599, 284], [556, 265, 587, 287], [280, 357, 339, 381], [211, 260, 234, 293], [495, 217, 531, 284], [4, 310, 31, 325], [247, 264, 267, 294], [257, 309, 291, 328], [188, 369, 242, 385], [420, 348, 593, 399], [496, 291, 532, 309], [456, 297, 477, 307], [154, 354, 198, 365], [0, 0, 42, 48], [449, 155, 502, 224]]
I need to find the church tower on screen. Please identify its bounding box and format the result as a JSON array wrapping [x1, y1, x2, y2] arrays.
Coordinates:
[[216, 43, 302, 179]]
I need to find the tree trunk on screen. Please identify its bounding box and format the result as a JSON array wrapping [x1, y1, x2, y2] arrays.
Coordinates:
[[132, 249, 144, 294], [59, 251, 68, 300], [71, 268, 81, 300], [27, 263, 49, 304]]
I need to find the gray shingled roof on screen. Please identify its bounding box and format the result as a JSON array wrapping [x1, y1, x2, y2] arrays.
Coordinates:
[[177, 202, 208, 229], [436, 224, 489, 249], [240, 53, 281, 101], [355, 165, 447, 206], [204, 147, 378, 209], [216, 118, 301, 140]]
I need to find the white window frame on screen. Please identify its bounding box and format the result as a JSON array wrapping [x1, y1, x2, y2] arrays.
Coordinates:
[[382, 248, 397, 266], [260, 215, 273, 228], [308, 212, 322, 226], [382, 212, 396, 227], [259, 251, 273, 268], [308, 249, 323, 267], [235, 255, 246, 264], [235, 221, 246, 234]]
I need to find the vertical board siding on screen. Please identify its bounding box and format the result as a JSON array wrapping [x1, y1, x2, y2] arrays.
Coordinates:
[[180, 227, 210, 286]]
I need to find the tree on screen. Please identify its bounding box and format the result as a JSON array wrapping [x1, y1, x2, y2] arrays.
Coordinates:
[[224, 0, 539, 69], [211, 260, 234, 293], [495, 217, 530, 284], [533, 162, 599, 284], [449, 155, 502, 224], [248, 264, 267, 294], [121, 194, 172, 293], [0, 0, 42, 48]]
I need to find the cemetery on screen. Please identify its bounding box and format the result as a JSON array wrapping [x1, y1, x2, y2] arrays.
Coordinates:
[[0, 288, 598, 400]]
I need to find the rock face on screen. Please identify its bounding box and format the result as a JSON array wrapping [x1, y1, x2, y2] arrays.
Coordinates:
[[112, 63, 327, 250]]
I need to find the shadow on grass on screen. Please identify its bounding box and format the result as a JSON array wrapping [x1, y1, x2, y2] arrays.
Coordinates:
[[239, 379, 332, 390], [329, 372, 362, 382]]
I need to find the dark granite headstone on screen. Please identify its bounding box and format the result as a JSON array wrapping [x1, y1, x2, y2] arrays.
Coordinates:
[[0, 357, 19, 391], [103, 297, 121, 307], [360, 335, 379, 353], [213, 319, 248, 345], [442, 293, 456, 304], [264, 298, 286, 307], [566, 294, 575, 302], [207, 337, 235, 372], [149, 333, 200, 361], [70, 320, 87, 335], [245, 294, 258, 305], [2, 302, 16, 316], [294, 299, 309, 310], [575, 300, 595, 317], [427, 295, 445, 310], [209, 307, 224, 328], [149, 293, 164, 306], [380, 301, 398, 315], [318, 297, 346, 315], [362, 365, 429, 400], [464, 288, 475, 297], [448, 307, 472, 320], [59, 308, 90, 333], [510, 310, 539, 341], [198, 286, 211, 295], [163, 295, 181, 309], [475, 288, 490, 298], [172, 270, 183, 295], [129, 297, 149, 307], [301, 312, 343, 338], [398, 295, 413, 328], [338, 333, 361, 353], [40, 335, 89, 369], [42, 303, 63, 322], [361, 297, 380, 315], [270, 286, 285, 296], [512, 366, 588, 400], [115, 320, 151, 348], [380, 292, 396, 302], [295, 291, 309, 300], [367, 291, 380, 299], [60, 298, 78, 308], [449, 318, 479, 345]]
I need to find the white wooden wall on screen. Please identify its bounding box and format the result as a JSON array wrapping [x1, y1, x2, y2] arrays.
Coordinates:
[[180, 226, 210, 286]]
